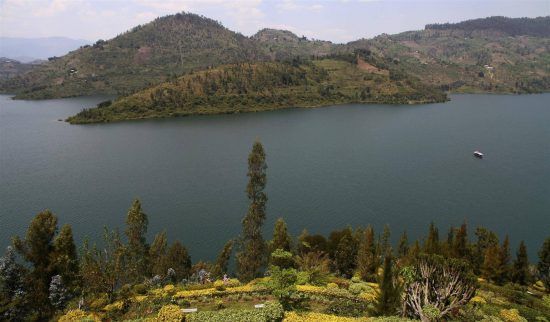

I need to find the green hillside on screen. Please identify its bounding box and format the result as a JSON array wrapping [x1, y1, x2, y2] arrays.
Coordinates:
[[66, 57, 447, 124], [0, 13, 269, 99]]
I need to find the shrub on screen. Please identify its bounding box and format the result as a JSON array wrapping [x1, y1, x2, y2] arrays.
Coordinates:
[[348, 282, 374, 295], [284, 311, 369, 321], [325, 298, 368, 317], [133, 283, 148, 295], [215, 299, 225, 310], [58, 309, 101, 322], [327, 283, 339, 289], [543, 295, 550, 309], [186, 301, 283, 321], [103, 300, 124, 312], [422, 304, 440, 320], [499, 309, 527, 322], [157, 304, 184, 321], [214, 280, 226, 291]]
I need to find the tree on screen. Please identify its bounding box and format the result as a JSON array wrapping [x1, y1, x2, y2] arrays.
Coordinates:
[[473, 227, 499, 274], [12, 210, 58, 318], [453, 222, 468, 259], [482, 244, 501, 282], [377, 251, 401, 316], [236, 141, 268, 282], [125, 199, 150, 282], [424, 222, 440, 255], [511, 241, 531, 285], [398, 231, 409, 259], [356, 226, 379, 282], [498, 235, 511, 284], [0, 246, 27, 320], [149, 231, 168, 276], [380, 225, 391, 257], [334, 234, 357, 277], [270, 218, 292, 252], [538, 237, 550, 290], [211, 240, 234, 278], [80, 228, 125, 299], [403, 255, 477, 321], [52, 225, 79, 290], [165, 241, 192, 281], [48, 275, 68, 310]]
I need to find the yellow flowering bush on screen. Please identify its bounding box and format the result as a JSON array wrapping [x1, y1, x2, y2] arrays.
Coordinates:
[[173, 283, 267, 299], [164, 284, 176, 292], [499, 309, 527, 322], [471, 296, 487, 304], [157, 304, 184, 321], [103, 300, 124, 312], [358, 291, 377, 302], [133, 295, 148, 303], [58, 309, 101, 322], [284, 311, 368, 321]]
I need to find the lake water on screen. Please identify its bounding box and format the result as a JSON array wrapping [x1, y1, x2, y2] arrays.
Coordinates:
[[0, 94, 549, 261]]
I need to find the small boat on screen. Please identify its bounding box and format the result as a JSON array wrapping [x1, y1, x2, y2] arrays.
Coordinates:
[[473, 151, 484, 158]]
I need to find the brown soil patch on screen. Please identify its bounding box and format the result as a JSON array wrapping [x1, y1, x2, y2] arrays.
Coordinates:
[[356, 57, 389, 75]]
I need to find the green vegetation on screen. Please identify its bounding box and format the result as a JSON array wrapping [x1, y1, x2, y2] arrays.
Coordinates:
[[1, 141, 549, 321], [66, 57, 447, 124]]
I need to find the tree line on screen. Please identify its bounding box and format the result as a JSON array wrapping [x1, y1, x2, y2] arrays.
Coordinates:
[[1, 141, 549, 320]]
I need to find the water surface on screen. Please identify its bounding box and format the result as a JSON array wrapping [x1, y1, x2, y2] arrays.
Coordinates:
[[1, 94, 549, 260]]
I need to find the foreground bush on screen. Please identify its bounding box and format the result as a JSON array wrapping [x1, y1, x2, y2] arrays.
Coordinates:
[[186, 301, 284, 322], [58, 309, 101, 322], [157, 304, 184, 321]]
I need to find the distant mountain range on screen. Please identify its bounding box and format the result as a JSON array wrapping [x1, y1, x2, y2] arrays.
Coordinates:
[[0, 14, 548, 123], [0, 37, 90, 62]]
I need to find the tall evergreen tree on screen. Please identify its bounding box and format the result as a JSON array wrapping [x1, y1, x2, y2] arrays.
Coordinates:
[[334, 233, 357, 277], [482, 244, 501, 282], [149, 231, 168, 276], [473, 227, 499, 274], [236, 141, 268, 282], [125, 199, 150, 282], [356, 226, 379, 281], [498, 235, 511, 284], [446, 226, 455, 256], [166, 241, 192, 281], [511, 241, 531, 285], [397, 231, 409, 259], [212, 240, 234, 278], [270, 218, 292, 252], [424, 222, 440, 254], [538, 237, 550, 290], [380, 225, 391, 257], [52, 225, 79, 290], [453, 222, 468, 259], [377, 250, 401, 316], [12, 210, 58, 318]]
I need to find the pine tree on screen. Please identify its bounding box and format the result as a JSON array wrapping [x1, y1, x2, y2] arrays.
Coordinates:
[[149, 231, 168, 276], [398, 231, 409, 259], [212, 240, 234, 278], [453, 222, 468, 259], [474, 227, 499, 274], [446, 226, 455, 256], [334, 233, 357, 277], [356, 226, 379, 281], [511, 241, 531, 285], [52, 225, 79, 290], [538, 237, 550, 290], [424, 222, 440, 254], [377, 250, 401, 316], [380, 225, 391, 257], [12, 210, 58, 318], [125, 199, 150, 282], [482, 244, 501, 282], [236, 141, 268, 282], [498, 235, 511, 284], [270, 218, 292, 252], [166, 241, 192, 281]]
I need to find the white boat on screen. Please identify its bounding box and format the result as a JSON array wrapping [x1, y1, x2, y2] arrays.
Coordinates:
[[473, 151, 484, 158]]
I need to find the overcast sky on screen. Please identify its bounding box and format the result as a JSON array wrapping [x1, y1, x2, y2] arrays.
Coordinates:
[[1, 0, 549, 43]]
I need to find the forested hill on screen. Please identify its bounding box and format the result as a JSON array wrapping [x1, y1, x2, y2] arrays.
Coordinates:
[[2, 14, 549, 100], [425, 16, 550, 37], [66, 57, 447, 124], [0, 13, 270, 99]]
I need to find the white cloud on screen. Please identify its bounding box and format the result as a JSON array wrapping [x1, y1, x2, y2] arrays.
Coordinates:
[[276, 0, 324, 13]]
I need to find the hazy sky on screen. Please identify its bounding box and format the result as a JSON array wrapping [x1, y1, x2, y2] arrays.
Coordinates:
[[1, 0, 549, 43]]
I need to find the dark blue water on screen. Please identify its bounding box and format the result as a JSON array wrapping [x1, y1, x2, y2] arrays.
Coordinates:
[[0, 94, 549, 261]]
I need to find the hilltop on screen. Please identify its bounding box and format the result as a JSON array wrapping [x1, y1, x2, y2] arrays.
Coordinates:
[[2, 15, 548, 101]]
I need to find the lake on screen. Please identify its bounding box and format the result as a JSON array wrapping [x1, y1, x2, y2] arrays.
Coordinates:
[[0, 94, 549, 261]]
